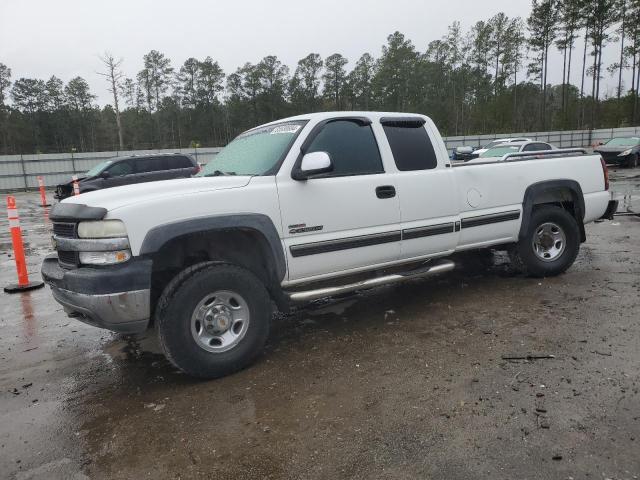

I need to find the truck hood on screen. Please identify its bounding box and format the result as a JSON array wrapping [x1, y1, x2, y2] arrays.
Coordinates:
[[60, 176, 252, 211]]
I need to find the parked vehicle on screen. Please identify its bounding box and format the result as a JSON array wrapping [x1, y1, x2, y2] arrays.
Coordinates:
[[451, 146, 475, 161], [466, 141, 557, 162], [472, 137, 532, 156], [42, 111, 616, 378], [593, 137, 640, 168], [54, 153, 199, 200]]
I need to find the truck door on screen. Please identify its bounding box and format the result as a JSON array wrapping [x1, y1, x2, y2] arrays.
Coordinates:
[[378, 117, 459, 260], [277, 118, 402, 282]]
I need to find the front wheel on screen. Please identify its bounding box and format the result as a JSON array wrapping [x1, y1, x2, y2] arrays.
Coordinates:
[[510, 206, 580, 278], [627, 154, 638, 169], [156, 263, 271, 378]]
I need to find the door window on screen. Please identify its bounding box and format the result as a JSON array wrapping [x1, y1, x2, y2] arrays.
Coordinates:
[[306, 120, 383, 177], [135, 157, 167, 173], [383, 123, 438, 171], [106, 161, 133, 176], [523, 143, 551, 152], [166, 155, 193, 169]]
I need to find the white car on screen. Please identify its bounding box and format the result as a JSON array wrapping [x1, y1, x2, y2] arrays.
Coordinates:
[[472, 137, 533, 156], [42, 111, 616, 378], [466, 141, 558, 163]]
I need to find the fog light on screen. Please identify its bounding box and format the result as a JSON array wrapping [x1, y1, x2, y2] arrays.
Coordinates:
[[79, 250, 131, 265]]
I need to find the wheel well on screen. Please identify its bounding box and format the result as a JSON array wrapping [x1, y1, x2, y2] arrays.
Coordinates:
[[528, 186, 586, 242], [148, 229, 285, 322]]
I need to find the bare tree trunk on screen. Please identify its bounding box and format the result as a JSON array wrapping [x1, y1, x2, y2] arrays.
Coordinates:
[[590, 39, 598, 128], [513, 67, 518, 131], [561, 38, 567, 126], [632, 50, 637, 97], [567, 35, 574, 127], [98, 53, 125, 149], [580, 27, 589, 127], [542, 39, 550, 130], [595, 34, 604, 124], [635, 59, 640, 122], [618, 11, 626, 99]]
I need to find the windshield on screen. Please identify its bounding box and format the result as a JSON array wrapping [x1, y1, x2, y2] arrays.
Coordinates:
[[481, 140, 505, 149], [480, 145, 520, 158], [199, 121, 306, 176], [85, 160, 112, 177], [604, 137, 640, 147]]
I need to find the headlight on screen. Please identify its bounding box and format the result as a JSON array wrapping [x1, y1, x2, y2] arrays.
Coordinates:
[[79, 250, 131, 265], [77, 220, 127, 238], [619, 149, 632, 156]]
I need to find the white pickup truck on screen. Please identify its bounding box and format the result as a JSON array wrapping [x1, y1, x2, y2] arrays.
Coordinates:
[[41, 112, 617, 378]]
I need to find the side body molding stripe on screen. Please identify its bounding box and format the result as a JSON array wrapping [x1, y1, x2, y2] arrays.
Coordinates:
[[460, 210, 521, 229], [402, 222, 455, 239], [289, 210, 522, 258], [289, 231, 401, 258]]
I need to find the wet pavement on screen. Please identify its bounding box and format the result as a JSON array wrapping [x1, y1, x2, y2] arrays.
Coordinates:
[[1, 169, 639, 480]]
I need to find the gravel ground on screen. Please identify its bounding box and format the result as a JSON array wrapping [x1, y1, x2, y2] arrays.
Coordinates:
[[0, 169, 638, 480]]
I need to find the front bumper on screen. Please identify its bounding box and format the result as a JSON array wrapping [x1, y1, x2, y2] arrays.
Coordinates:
[[41, 255, 152, 334], [597, 152, 633, 166]]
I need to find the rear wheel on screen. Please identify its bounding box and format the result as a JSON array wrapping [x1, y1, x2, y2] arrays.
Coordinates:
[[511, 206, 580, 277], [156, 263, 271, 378]]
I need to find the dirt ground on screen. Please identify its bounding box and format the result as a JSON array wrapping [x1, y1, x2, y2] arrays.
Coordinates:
[[1, 169, 639, 480]]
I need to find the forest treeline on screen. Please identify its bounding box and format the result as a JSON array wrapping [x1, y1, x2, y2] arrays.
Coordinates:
[[0, 0, 639, 155]]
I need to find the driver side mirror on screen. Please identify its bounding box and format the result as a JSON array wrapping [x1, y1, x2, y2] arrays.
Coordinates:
[[293, 151, 333, 180], [100, 171, 111, 179]]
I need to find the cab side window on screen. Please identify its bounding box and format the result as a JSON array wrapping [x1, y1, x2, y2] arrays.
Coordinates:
[[106, 161, 133, 176], [306, 120, 383, 177]]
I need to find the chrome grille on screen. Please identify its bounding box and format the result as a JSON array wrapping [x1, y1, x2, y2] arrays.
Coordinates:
[[53, 222, 76, 238], [57, 251, 79, 268]]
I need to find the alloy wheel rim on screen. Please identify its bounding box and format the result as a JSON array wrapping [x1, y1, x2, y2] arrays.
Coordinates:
[[190, 290, 250, 353], [532, 222, 566, 262]]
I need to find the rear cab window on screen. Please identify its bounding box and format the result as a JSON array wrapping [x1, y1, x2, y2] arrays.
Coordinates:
[[381, 118, 438, 171]]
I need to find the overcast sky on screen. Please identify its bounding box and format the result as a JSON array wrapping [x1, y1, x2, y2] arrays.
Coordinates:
[[0, 0, 630, 106]]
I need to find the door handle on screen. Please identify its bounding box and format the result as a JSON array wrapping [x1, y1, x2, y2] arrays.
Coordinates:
[[376, 185, 396, 199]]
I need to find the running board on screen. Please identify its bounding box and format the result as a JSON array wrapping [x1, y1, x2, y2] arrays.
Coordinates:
[[286, 259, 455, 303]]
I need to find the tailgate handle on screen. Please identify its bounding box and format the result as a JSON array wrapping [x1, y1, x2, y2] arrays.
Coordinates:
[[376, 185, 396, 199]]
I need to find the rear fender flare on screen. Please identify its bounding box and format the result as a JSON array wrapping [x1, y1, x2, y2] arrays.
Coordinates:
[[520, 180, 586, 242]]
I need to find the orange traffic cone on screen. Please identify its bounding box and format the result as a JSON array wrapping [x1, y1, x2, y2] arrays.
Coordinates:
[[4, 196, 45, 293]]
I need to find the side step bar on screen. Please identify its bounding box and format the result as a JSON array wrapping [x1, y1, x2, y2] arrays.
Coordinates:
[[286, 259, 455, 303]]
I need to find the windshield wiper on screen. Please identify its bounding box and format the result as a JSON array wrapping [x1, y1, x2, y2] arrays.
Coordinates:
[[204, 170, 237, 177]]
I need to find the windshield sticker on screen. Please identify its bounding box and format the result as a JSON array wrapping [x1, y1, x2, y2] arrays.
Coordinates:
[[270, 124, 301, 135]]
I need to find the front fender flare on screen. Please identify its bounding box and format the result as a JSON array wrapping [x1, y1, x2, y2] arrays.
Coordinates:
[[139, 213, 286, 282]]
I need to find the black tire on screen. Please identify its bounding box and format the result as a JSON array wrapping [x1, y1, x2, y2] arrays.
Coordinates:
[[156, 262, 271, 379], [510, 206, 580, 278], [627, 153, 638, 169]]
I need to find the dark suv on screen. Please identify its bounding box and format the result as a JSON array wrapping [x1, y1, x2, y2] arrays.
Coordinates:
[[54, 153, 199, 200]]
